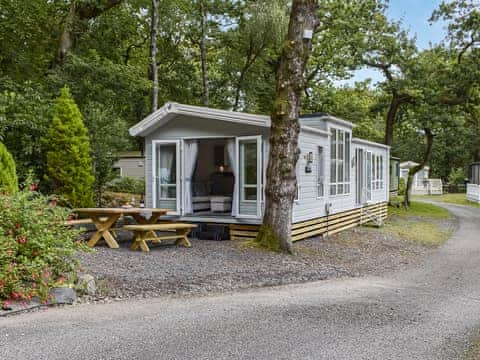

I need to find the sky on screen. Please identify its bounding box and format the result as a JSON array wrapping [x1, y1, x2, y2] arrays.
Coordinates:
[[345, 0, 448, 85]]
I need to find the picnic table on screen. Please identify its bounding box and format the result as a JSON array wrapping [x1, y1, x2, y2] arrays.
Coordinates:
[[73, 208, 168, 249]]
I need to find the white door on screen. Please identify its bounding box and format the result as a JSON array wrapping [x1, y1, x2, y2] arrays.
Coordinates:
[[366, 151, 372, 202], [236, 136, 262, 218], [152, 140, 181, 214]]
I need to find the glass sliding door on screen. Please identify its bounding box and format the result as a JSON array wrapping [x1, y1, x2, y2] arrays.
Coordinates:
[[236, 136, 262, 218], [153, 141, 180, 214]]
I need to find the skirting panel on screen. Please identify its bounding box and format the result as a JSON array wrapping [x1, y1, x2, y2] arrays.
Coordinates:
[[229, 202, 388, 242]]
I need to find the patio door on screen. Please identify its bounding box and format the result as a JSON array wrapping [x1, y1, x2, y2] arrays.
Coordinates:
[[153, 140, 181, 214], [236, 136, 262, 218]]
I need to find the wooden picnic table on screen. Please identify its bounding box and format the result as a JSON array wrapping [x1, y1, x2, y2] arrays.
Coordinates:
[[73, 208, 168, 249]]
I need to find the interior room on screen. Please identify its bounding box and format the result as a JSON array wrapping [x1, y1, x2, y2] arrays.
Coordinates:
[[187, 138, 235, 216]]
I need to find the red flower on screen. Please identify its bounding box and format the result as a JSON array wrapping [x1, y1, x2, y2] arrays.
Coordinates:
[[29, 183, 38, 192], [11, 291, 20, 299], [15, 223, 20, 229], [17, 236, 27, 244]]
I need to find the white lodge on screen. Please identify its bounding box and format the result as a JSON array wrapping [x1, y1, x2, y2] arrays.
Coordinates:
[[130, 103, 390, 241]]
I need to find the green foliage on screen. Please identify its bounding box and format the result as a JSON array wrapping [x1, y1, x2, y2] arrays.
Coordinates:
[[388, 199, 450, 219], [0, 83, 53, 180], [106, 177, 145, 195], [83, 102, 129, 205], [398, 177, 406, 196], [0, 181, 88, 302], [448, 167, 466, 185], [0, 142, 18, 193], [43, 87, 94, 207]]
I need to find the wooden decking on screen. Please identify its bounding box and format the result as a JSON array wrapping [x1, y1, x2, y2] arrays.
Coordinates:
[[229, 202, 388, 242]]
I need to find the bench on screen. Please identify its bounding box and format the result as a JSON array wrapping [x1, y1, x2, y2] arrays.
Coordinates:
[[122, 223, 197, 252]]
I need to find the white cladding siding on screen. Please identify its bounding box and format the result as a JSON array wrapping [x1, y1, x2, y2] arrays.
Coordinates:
[[292, 128, 389, 223], [292, 130, 329, 222]]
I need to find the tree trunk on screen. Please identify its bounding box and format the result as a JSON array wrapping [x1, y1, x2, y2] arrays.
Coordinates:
[[199, 1, 209, 106], [255, 0, 319, 253], [56, 0, 122, 63], [384, 95, 401, 146], [150, 0, 160, 112], [404, 128, 434, 207]]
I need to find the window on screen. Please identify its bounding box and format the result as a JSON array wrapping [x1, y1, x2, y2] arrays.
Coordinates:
[[240, 140, 258, 201], [372, 154, 384, 190], [330, 128, 351, 195], [157, 144, 177, 199], [317, 146, 324, 197]]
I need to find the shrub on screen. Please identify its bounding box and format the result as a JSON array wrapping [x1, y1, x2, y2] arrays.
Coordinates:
[[43, 87, 94, 207], [398, 177, 406, 196], [0, 142, 18, 193], [448, 167, 466, 185], [0, 182, 87, 303], [106, 176, 145, 195]]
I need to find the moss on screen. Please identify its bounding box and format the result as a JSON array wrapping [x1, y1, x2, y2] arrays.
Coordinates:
[[250, 224, 285, 253]]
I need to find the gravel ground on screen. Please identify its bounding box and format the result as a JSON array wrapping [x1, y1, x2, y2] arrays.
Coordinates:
[[76, 218, 455, 301]]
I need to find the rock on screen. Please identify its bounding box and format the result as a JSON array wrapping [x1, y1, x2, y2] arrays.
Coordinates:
[[77, 274, 97, 296], [49, 287, 77, 305]]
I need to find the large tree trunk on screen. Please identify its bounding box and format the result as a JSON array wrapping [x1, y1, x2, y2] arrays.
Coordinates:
[[199, 1, 209, 106], [150, 0, 160, 112], [255, 0, 319, 253], [57, 0, 122, 63], [404, 128, 434, 207], [384, 93, 413, 146]]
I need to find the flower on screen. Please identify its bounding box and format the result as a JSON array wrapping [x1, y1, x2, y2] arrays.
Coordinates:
[[17, 236, 27, 244], [15, 223, 21, 229]]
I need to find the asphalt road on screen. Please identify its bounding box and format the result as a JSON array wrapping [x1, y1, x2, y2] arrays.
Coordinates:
[[1, 203, 480, 360]]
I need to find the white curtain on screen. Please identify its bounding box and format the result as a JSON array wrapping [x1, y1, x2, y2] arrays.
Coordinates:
[[158, 145, 175, 199], [184, 140, 199, 214], [226, 139, 238, 216]]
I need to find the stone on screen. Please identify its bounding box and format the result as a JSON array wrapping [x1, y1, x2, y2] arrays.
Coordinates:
[[77, 274, 97, 296], [49, 287, 77, 305]]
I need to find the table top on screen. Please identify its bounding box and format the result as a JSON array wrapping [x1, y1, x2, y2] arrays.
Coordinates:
[[73, 208, 169, 215]]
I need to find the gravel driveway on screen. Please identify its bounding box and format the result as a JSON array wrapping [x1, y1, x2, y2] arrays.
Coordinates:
[[2, 202, 480, 360], [76, 220, 444, 300]]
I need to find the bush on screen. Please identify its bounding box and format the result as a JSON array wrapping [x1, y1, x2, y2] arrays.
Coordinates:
[[106, 177, 145, 195], [43, 87, 94, 207], [398, 177, 406, 196], [448, 167, 466, 186], [0, 142, 18, 193], [0, 183, 87, 303]]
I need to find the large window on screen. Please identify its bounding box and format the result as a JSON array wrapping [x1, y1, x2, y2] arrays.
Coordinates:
[[317, 146, 324, 197], [372, 154, 384, 190], [240, 140, 258, 201], [330, 128, 351, 195]]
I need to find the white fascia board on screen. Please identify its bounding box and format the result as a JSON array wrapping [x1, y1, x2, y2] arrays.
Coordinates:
[[301, 125, 329, 136], [352, 137, 390, 150], [324, 115, 356, 129], [129, 102, 270, 137]]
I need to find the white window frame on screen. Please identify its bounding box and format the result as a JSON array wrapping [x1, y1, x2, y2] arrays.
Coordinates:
[[372, 154, 384, 190], [317, 146, 325, 198], [329, 128, 351, 196], [236, 135, 262, 218], [152, 140, 181, 214]]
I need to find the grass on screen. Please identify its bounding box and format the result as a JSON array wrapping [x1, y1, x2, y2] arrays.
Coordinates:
[[413, 193, 480, 208], [383, 197, 453, 247], [464, 337, 480, 360]]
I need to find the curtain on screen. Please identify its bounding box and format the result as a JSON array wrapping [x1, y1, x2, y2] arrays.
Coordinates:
[[226, 139, 238, 216], [184, 140, 199, 214], [158, 145, 175, 199]]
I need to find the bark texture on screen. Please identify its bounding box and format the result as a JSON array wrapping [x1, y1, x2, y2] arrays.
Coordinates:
[[404, 128, 434, 207], [255, 0, 319, 253], [150, 0, 160, 112], [57, 0, 122, 63]]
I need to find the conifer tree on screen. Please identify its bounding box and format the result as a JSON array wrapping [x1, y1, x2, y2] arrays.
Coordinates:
[[0, 142, 18, 193], [43, 87, 94, 207]]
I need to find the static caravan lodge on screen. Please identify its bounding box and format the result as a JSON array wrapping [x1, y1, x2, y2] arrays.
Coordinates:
[[400, 161, 443, 196], [467, 162, 480, 203], [129, 103, 390, 241]]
